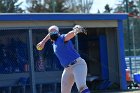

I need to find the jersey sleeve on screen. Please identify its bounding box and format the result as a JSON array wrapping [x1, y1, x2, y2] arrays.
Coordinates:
[[60, 34, 66, 42]]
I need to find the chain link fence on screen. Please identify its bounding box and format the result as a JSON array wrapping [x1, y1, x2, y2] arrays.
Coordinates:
[[0, 29, 64, 93]]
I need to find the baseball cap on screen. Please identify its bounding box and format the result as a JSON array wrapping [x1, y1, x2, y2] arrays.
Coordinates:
[[48, 25, 59, 32]]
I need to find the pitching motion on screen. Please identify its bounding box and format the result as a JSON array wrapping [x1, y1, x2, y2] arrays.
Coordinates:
[[36, 25, 87, 50], [36, 25, 90, 93]]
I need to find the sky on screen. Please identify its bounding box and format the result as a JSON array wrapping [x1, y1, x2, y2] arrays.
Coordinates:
[[18, 0, 122, 13], [90, 0, 122, 13]]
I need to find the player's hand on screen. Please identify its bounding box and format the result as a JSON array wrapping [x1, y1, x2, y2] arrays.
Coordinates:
[[73, 25, 87, 35], [36, 41, 45, 51]]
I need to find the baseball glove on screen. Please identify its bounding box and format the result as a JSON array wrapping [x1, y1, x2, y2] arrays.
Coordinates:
[[73, 25, 87, 35]]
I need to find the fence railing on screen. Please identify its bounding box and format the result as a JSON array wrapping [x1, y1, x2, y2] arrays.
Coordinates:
[[125, 56, 140, 78]]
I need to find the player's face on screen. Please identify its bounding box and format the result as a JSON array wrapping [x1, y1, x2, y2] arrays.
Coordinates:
[[49, 29, 59, 42]]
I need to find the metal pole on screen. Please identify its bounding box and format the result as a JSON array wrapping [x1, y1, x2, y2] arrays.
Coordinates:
[[126, 0, 132, 76], [75, 35, 79, 52], [131, 20, 137, 73], [52, 0, 55, 12], [28, 29, 36, 93]]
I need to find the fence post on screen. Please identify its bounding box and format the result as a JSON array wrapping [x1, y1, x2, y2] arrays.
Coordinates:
[[28, 29, 36, 93]]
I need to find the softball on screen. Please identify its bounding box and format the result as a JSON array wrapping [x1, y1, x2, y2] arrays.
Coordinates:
[[36, 45, 43, 51]]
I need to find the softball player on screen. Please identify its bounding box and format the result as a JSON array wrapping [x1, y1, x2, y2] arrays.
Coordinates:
[[37, 25, 90, 93]]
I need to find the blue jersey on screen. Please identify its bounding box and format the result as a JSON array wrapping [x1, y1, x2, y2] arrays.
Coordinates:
[[52, 34, 80, 68]]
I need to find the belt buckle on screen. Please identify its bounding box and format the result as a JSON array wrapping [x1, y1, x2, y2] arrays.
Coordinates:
[[67, 60, 77, 67]]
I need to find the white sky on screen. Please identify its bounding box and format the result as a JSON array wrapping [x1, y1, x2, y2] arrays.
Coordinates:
[[90, 0, 122, 13], [18, 0, 122, 13]]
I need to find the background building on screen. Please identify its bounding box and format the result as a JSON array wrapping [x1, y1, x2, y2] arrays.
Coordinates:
[[0, 13, 127, 93]]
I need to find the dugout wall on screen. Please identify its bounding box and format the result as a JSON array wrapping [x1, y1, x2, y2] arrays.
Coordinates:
[[0, 13, 127, 93]]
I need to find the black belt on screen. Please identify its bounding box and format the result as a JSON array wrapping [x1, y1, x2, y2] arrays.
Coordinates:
[[66, 59, 77, 68]]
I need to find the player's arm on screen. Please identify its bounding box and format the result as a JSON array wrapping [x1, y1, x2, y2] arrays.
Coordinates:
[[64, 31, 76, 42], [41, 33, 50, 43], [64, 25, 86, 42], [36, 33, 50, 50]]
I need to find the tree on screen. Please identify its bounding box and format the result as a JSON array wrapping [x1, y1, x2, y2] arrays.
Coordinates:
[[114, 3, 125, 13], [27, 0, 70, 13], [45, 0, 70, 12], [0, 0, 24, 13], [67, 0, 94, 13], [27, 0, 47, 13], [104, 4, 112, 13], [114, 0, 140, 55], [128, 1, 139, 17], [27, 0, 94, 13], [114, 0, 139, 17], [135, 0, 140, 16]]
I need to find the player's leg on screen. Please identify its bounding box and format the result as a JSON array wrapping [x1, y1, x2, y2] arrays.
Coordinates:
[[73, 58, 90, 93], [61, 67, 74, 93]]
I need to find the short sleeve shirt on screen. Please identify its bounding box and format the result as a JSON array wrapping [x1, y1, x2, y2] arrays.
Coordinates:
[[52, 34, 80, 68]]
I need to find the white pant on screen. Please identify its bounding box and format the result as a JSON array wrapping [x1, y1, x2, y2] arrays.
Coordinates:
[[61, 57, 88, 93]]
